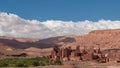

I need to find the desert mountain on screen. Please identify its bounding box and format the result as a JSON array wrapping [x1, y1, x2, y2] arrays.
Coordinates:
[[0, 43, 14, 51], [59, 29, 120, 49], [0, 29, 120, 50], [0, 36, 64, 49]]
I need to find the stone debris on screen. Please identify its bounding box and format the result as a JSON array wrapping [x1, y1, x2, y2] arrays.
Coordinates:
[[46, 45, 120, 63]]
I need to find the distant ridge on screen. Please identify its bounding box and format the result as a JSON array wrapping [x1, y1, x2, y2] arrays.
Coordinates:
[[0, 29, 120, 49]]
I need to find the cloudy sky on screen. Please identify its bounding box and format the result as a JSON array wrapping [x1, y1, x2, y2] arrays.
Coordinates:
[[0, 0, 120, 38]]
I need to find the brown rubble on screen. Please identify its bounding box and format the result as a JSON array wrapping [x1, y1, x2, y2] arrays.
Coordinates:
[[48, 45, 117, 63]]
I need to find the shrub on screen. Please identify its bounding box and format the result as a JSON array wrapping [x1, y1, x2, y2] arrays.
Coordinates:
[[16, 62, 28, 67], [54, 58, 63, 65], [0, 62, 8, 67], [0, 57, 63, 67], [32, 60, 40, 66]]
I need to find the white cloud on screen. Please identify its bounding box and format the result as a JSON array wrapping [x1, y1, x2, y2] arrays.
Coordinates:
[[0, 12, 120, 39]]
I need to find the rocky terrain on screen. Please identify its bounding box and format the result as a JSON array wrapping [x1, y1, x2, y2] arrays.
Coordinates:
[[0, 29, 120, 56], [0, 29, 120, 68], [65, 29, 120, 49]]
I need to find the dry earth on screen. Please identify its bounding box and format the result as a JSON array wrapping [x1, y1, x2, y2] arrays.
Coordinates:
[[33, 61, 120, 68], [0, 29, 120, 68]]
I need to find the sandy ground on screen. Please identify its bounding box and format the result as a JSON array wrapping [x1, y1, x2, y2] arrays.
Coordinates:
[[31, 61, 120, 68]]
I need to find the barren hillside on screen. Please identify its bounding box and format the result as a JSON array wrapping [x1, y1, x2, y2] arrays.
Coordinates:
[[0, 29, 120, 50]]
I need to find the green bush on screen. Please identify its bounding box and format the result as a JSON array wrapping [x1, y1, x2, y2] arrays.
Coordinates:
[[54, 58, 63, 65], [0, 62, 8, 67], [0, 57, 63, 67], [32, 60, 40, 66], [16, 62, 28, 67]]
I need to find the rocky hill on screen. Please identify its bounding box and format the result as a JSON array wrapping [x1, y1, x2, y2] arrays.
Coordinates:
[[0, 29, 120, 58], [75, 29, 120, 49], [0, 29, 120, 50]]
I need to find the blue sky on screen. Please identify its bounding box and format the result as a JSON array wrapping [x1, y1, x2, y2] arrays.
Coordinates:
[[0, 0, 120, 21]]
